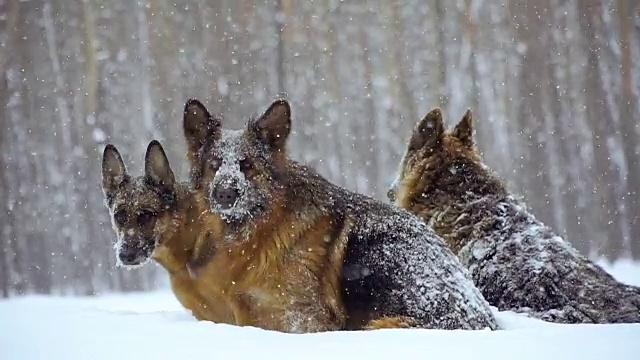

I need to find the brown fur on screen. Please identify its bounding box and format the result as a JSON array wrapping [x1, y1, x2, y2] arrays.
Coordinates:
[[363, 317, 415, 330], [182, 99, 499, 332], [102, 139, 348, 333], [188, 179, 348, 333], [101, 141, 233, 324], [389, 109, 640, 324], [389, 109, 501, 254], [180, 99, 349, 333], [149, 189, 234, 324]]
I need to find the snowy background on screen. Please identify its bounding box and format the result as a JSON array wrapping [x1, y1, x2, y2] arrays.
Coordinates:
[[2, 259, 639, 359], [1, 1, 639, 301], [1, 2, 640, 358]]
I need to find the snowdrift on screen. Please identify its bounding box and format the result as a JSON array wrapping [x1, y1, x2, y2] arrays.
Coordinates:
[[2, 259, 639, 360]]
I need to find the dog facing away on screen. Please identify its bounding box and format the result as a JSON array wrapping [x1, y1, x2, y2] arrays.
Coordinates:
[[388, 108, 640, 323], [182, 98, 498, 331], [101, 140, 233, 324]]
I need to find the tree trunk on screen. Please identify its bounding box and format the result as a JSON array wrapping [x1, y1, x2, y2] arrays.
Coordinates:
[[580, 1, 625, 260], [618, 0, 640, 259]]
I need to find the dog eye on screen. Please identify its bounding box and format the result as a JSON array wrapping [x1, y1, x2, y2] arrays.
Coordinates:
[[113, 209, 127, 225], [239, 159, 253, 172], [137, 210, 156, 227]]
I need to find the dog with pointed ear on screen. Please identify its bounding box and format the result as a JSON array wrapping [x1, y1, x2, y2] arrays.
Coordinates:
[[406, 108, 474, 154], [408, 108, 446, 153], [102, 144, 130, 208], [390, 107, 640, 326], [247, 99, 291, 154], [451, 109, 474, 148], [144, 139, 178, 206], [181, 98, 293, 226], [182, 99, 222, 189], [100, 141, 234, 323], [175, 99, 501, 332], [387, 108, 444, 202], [387, 108, 481, 205], [100, 140, 182, 268]]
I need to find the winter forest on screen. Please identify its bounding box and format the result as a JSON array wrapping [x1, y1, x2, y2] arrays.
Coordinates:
[[0, 0, 638, 297]]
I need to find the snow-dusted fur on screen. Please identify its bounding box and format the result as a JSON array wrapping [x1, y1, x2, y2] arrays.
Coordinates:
[[184, 98, 498, 331], [389, 108, 640, 324], [295, 163, 498, 330]]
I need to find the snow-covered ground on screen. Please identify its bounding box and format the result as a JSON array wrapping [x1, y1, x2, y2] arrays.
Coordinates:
[[2, 259, 640, 360]]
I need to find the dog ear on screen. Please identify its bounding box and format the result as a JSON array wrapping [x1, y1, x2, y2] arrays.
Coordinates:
[[409, 108, 444, 152], [452, 109, 474, 148], [144, 140, 175, 189], [102, 144, 128, 198], [183, 99, 221, 160], [250, 99, 291, 151]]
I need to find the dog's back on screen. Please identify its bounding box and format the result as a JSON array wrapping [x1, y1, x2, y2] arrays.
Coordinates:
[[390, 108, 640, 324], [459, 194, 640, 323], [287, 162, 498, 330], [345, 197, 496, 329]]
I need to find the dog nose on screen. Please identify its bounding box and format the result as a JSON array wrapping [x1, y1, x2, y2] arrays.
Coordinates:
[[213, 187, 238, 208], [119, 247, 139, 265]]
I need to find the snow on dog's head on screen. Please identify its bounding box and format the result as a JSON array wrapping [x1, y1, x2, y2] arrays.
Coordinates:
[[183, 99, 291, 228], [101, 141, 180, 268]]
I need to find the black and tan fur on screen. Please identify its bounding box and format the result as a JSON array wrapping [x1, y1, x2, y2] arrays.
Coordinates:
[[182, 98, 498, 332], [389, 108, 640, 323], [101, 141, 233, 324]]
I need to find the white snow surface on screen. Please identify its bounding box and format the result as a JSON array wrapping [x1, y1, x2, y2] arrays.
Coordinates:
[[2, 260, 640, 360]]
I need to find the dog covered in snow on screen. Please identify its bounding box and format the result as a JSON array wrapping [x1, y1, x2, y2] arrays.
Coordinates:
[[388, 108, 640, 323], [183, 98, 498, 331]]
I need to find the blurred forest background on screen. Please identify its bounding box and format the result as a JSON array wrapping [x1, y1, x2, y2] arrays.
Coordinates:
[[1, 0, 639, 297]]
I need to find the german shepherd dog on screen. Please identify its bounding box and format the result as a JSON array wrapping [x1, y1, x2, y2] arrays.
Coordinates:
[[101, 140, 389, 332], [388, 108, 640, 323], [101, 140, 234, 324], [181, 98, 498, 331]]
